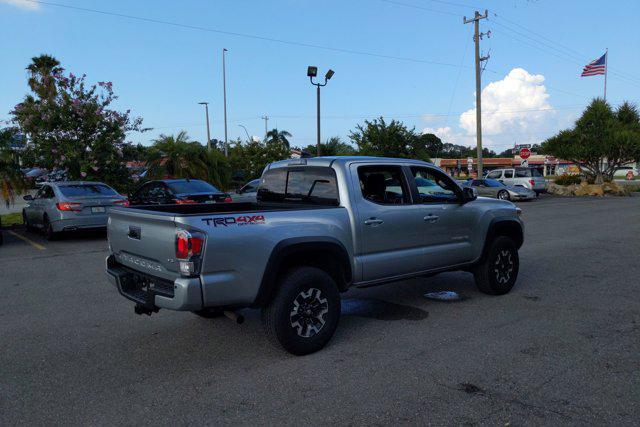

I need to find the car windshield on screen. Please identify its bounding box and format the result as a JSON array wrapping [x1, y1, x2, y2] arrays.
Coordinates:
[[166, 180, 219, 194], [58, 184, 118, 197], [484, 179, 504, 187]]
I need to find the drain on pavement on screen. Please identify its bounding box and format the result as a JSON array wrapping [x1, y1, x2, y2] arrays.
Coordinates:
[[424, 291, 465, 302]]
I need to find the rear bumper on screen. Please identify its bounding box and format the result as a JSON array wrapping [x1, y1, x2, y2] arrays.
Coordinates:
[[52, 215, 108, 232], [105, 255, 202, 311]]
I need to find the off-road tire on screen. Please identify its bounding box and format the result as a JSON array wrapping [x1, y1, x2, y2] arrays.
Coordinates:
[[473, 236, 519, 295], [192, 308, 224, 318], [261, 266, 341, 356]]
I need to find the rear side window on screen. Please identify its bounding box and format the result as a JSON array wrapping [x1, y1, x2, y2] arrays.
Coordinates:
[[486, 170, 502, 179], [504, 170, 514, 178], [515, 169, 531, 178], [258, 167, 339, 206], [58, 184, 117, 197]]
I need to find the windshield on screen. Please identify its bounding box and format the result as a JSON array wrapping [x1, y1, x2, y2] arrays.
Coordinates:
[[166, 180, 220, 194], [58, 184, 118, 197], [485, 179, 504, 187]]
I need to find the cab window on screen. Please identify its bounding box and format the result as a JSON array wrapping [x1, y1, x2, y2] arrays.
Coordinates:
[[410, 167, 460, 203], [358, 165, 409, 205]]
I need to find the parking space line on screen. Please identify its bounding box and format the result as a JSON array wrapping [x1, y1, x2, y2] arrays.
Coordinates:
[[7, 231, 46, 251]]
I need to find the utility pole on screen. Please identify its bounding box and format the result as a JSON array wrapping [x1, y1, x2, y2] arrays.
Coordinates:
[[222, 48, 229, 157], [464, 10, 489, 177], [261, 115, 269, 140], [198, 102, 211, 150]]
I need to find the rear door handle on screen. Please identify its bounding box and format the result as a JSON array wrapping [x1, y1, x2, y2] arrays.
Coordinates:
[[424, 214, 439, 223], [364, 218, 384, 226]]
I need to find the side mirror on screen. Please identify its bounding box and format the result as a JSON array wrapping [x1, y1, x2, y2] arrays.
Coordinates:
[[462, 187, 477, 203], [23, 194, 34, 201]]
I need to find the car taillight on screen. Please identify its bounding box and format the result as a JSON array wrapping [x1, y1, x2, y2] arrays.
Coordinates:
[[176, 230, 205, 276], [56, 202, 82, 212], [529, 179, 535, 186], [176, 198, 197, 204], [223, 196, 233, 203], [113, 199, 129, 207]]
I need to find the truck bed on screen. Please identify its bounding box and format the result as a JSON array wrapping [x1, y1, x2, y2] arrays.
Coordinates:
[[123, 201, 338, 216]]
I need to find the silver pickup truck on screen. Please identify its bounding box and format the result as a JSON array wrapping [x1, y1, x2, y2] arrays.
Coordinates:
[[106, 156, 524, 355]]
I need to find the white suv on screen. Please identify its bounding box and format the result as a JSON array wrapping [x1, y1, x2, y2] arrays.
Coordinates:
[[485, 168, 546, 194]]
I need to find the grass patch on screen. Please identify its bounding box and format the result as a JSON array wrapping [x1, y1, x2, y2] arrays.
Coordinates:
[[1, 212, 23, 227]]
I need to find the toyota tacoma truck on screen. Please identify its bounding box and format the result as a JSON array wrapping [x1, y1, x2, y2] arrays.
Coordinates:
[[106, 157, 524, 355]]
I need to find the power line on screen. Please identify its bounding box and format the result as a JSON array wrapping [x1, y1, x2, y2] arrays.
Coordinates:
[[25, 0, 477, 70]]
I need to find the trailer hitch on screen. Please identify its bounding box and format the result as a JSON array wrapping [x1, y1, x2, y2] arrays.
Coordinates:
[[134, 304, 159, 316]]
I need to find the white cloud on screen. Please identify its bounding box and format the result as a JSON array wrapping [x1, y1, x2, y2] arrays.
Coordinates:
[[459, 68, 554, 148], [1, 0, 40, 11]]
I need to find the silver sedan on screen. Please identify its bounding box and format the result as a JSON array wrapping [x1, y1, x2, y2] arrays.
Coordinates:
[[22, 181, 128, 240], [463, 178, 536, 201]]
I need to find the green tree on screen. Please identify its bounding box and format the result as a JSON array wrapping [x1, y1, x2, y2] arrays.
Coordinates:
[[12, 55, 145, 192], [265, 128, 292, 149], [228, 138, 290, 185], [200, 147, 231, 189], [0, 128, 26, 206], [303, 136, 357, 157], [542, 99, 640, 183], [146, 131, 208, 180], [349, 117, 430, 161]]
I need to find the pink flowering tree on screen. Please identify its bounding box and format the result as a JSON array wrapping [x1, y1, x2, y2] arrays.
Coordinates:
[[11, 55, 147, 191]]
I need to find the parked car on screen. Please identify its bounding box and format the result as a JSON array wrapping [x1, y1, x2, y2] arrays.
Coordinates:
[[232, 178, 260, 203], [463, 178, 536, 201], [129, 179, 232, 206], [106, 156, 524, 355], [23, 181, 128, 240], [485, 167, 546, 194]]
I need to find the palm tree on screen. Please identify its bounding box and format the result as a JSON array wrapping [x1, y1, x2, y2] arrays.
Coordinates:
[[265, 128, 292, 149], [26, 54, 63, 97], [0, 129, 26, 209], [146, 131, 208, 180]]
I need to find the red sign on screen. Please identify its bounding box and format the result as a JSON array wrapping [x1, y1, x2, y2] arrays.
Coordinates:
[[519, 148, 531, 159]]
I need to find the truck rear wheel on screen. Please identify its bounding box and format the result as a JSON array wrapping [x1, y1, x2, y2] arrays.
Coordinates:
[[261, 266, 341, 355], [473, 236, 519, 295]]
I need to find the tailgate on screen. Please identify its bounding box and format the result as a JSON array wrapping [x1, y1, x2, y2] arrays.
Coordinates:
[[108, 208, 180, 281]]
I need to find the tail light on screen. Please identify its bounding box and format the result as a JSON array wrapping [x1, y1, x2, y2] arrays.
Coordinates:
[[56, 202, 82, 212], [529, 179, 535, 187], [223, 196, 233, 203], [113, 199, 129, 207], [176, 229, 205, 276], [176, 198, 197, 204]]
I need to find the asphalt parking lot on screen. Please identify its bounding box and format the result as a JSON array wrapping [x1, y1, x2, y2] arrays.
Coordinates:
[[1, 196, 639, 425]]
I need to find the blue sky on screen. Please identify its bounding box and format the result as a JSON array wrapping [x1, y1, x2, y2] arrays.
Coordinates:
[[1, 0, 639, 153]]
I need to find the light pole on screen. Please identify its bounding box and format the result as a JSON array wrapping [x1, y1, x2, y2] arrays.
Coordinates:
[[238, 124, 251, 141], [307, 66, 334, 157], [198, 102, 211, 150], [222, 48, 229, 157]]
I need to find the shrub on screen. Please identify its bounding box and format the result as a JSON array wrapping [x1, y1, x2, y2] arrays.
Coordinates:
[[554, 174, 582, 186]]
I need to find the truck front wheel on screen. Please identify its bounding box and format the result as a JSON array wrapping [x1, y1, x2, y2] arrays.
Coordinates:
[[473, 236, 519, 295], [261, 266, 341, 355]]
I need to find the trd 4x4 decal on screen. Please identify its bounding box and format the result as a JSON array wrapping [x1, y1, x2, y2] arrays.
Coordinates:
[[202, 215, 266, 227]]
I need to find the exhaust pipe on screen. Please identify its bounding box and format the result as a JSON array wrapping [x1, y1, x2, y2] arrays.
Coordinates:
[[223, 310, 245, 324]]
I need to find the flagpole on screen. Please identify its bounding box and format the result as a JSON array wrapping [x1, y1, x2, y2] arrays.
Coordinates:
[[604, 48, 608, 101]]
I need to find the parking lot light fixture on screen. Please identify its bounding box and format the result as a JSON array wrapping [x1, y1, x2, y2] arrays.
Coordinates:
[[307, 66, 335, 157]]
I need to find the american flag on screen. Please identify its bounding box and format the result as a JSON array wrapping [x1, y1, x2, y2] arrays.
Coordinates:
[[581, 53, 607, 77]]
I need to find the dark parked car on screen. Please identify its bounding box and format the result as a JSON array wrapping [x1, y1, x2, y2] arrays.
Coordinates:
[[129, 179, 232, 206]]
